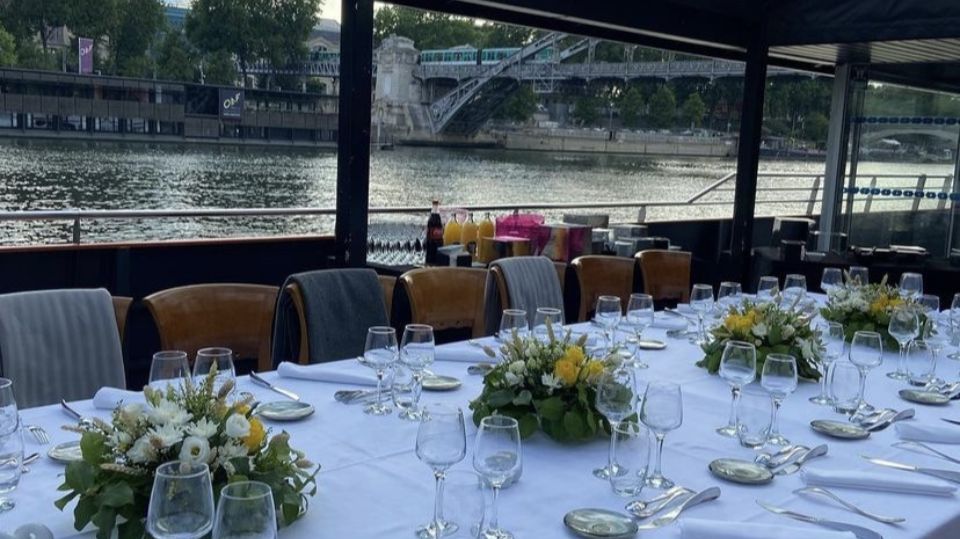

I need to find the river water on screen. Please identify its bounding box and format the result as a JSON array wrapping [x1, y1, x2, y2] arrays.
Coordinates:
[[0, 140, 952, 244]]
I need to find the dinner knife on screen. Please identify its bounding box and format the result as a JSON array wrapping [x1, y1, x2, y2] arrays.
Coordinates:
[[249, 372, 301, 401], [757, 500, 883, 539], [941, 418, 960, 427], [862, 455, 960, 484]]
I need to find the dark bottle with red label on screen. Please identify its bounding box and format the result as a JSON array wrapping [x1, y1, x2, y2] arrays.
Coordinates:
[[425, 199, 443, 265]]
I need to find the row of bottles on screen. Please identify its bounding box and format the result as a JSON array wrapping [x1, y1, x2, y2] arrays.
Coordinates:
[[425, 200, 496, 264]]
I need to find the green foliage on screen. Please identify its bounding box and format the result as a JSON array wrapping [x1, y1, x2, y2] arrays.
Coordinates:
[[618, 87, 644, 128], [203, 49, 239, 86], [107, 0, 165, 77], [647, 85, 676, 129], [571, 95, 601, 126], [804, 112, 830, 145], [0, 24, 16, 66], [156, 31, 197, 83], [1, 0, 71, 50], [680, 92, 706, 128], [495, 84, 538, 123], [14, 40, 58, 70]]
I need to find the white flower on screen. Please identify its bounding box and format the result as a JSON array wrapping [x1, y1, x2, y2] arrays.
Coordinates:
[[179, 436, 211, 464], [147, 399, 192, 426], [127, 436, 157, 464], [106, 430, 133, 449], [149, 422, 184, 448], [799, 338, 814, 360], [541, 373, 563, 390], [119, 403, 143, 424], [187, 418, 218, 439], [752, 323, 768, 337], [225, 414, 251, 439], [504, 372, 521, 387], [782, 325, 795, 339], [216, 441, 249, 473], [508, 361, 525, 375]]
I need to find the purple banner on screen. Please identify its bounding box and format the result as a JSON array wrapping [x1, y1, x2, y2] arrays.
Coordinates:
[[219, 88, 244, 120], [78, 37, 93, 74]]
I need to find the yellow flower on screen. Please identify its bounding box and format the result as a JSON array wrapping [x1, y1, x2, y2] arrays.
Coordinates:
[[554, 360, 579, 386], [243, 418, 266, 453], [562, 346, 586, 366], [234, 404, 251, 416], [582, 360, 604, 382], [724, 312, 754, 335]]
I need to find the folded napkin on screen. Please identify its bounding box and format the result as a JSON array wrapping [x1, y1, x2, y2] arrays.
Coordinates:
[[435, 340, 497, 363], [651, 312, 688, 330], [896, 422, 960, 444], [276, 361, 377, 386], [802, 467, 957, 496], [681, 518, 854, 539], [92, 387, 143, 410]]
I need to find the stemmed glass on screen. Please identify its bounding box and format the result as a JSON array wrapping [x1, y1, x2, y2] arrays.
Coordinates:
[[400, 324, 435, 421], [640, 381, 682, 490], [416, 404, 467, 539], [821, 268, 843, 294], [473, 416, 522, 539], [212, 481, 276, 539], [717, 282, 742, 312], [849, 330, 883, 412], [147, 461, 215, 539], [592, 366, 637, 480], [716, 341, 756, 437], [689, 284, 714, 345], [782, 274, 807, 306], [761, 354, 798, 446], [498, 309, 529, 341], [756, 276, 779, 304], [625, 294, 654, 369], [359, 326, 399, 416], [192, 347, 236, 395], [906, 340, 935, 387], [848, 266, 869, 286], [811, 322, 845, 405], [899, 272, 923, 300], [595, 296, 623, 351], [924, 315, 950, 386], [950, 293, 960, 361], [887, 306, 919, 380], [532, 307, 563, 342], [149, 351, 191, 390], [919, 294, 940, 315]]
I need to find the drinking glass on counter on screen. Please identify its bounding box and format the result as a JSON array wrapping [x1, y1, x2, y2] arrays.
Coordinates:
[[641, 381, 682, 490], [849, 331, 884, 412], [147, 461, 215, 539], [736, 386, 771, 449], [756, 276, 779, 303], [610, 422, 650, 497], [473, 416, 522, 539], [716, 341, 757, 437], [887, 306, 919, 380], [149, 351, 190, 390], [498, 309, 529, 341], [761, 354, 798, 446], [212, 481, 276, 539], [532, 307, 563, 342], [811, 321, 845, 405], [192, 347, 235, 395], [416, 404, 467, 539], [905, 340, 935, 387], [0, 419, 23, 504], [439, 471, 485, 539], [820, 267, 843, 294], [829, 361, 862, 414], [593, 366, 637, 480], [359, 326, 399, 416]]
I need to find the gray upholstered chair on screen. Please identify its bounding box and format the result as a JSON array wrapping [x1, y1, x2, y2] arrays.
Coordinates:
[[0, 288, 126, 408]]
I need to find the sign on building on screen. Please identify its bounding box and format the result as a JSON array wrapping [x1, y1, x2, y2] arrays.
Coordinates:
[[78, 38, 94, 74], [219, 88, 244, 120]]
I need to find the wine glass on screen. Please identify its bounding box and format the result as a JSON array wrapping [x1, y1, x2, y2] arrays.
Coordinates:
[[717, 282, 742, 312], [923, 315, 950, 386], [950, 293, 960, 361], [0, 418, 23, 509], [532, 307, 563, 343], [640, 381, 682, 490], [400, 324, 435, 421], [146, 461, 215, 539], [756, 276, 779, 303], [848, 266, 869, 287], [625, 294, 654, 368], [811, 322, 845, 405], [689, 284, 714, 345], [905, 340, 935, 387], [592, 366, 636, 480], [849, 331, 883, 412], [716, 341, 757, 437], [782, 274, 807, 306], [359, 326, 398, 416], [887, 306, 919, 380], [149, 351, 190, 391], [919, 294, 940, 315], [192, 347, 236, 395], [761, 354, 798, 446], [416, 404, 467, 539], [473, 415, 522, 539], [821, 267, 843, 294], [0, 378, 17, 433], [212, 481, 276, 539], [899, 272, 923, 300], [595, 296, 623, 351], [498, 309, 528, 341]]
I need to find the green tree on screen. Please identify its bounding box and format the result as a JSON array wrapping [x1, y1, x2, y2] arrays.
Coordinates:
[[2, 0, 70, 51], [374, 5, 480, 49], [647, 85, 676, 129], [680, 92, 706, 128], [157, 31, 197, 82], [618, 86, 644, 127], [187, 0, 263, 84], [482, 24, 536, 48], [495, 84, 538, 123], [0, 24, 16, 66], [804, 112, 830, 144], [14, 40, 58, 69], [263, 0, 321, 88], [202, 49, 238, 85], [571, 95, 601, 126], [107, 0, 164, 76]]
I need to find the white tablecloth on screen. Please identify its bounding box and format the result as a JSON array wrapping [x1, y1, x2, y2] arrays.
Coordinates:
[[9, 301, 960, 538]]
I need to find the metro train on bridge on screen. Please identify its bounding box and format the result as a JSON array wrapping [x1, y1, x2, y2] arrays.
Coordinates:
[[418, 45, 556, 65]]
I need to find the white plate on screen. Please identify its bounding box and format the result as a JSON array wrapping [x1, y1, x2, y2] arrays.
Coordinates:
[[256, 401, 315, 421], [47, 440, 83, 464]]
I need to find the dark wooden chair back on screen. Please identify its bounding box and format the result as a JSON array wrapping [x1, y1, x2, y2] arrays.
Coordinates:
[[400, 267, 488, 338], [636, 250, 692, 303], [571, 255, 635, 321]]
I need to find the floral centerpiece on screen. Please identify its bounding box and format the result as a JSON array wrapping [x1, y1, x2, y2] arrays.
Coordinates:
[[468, 326, 615, 443], [698, 301, 823, 380], [820, 275, 923, 349], [55, 373, 319, 539]]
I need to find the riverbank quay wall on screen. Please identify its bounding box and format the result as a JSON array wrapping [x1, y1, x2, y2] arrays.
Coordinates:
[[502, 130, 736, 156]]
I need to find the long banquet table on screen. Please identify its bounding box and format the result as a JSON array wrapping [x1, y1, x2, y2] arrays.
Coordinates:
[[8, 305, 960, 538]]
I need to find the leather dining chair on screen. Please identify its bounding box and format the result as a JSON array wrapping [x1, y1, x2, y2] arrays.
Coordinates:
[[112, 296, 133, 343], [399, 267, 488, 340], [636, 249, 692, 304], [570, 255, 635, 321], [144, 283, 279, 372]]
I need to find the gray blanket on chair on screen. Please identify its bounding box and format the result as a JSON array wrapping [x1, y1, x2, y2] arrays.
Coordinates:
[[0, 288, 125, 408], [483, 256, 565, 335], [272, 269, 389, 366]]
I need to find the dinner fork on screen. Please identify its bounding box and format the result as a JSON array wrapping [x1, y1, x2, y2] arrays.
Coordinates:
[[24, 425, 49, 444], [794, 487, 905, 524]]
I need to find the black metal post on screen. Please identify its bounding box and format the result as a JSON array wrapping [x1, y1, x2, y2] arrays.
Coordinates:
[[728, 31, 768, 284], [334, 0, 375, 266]]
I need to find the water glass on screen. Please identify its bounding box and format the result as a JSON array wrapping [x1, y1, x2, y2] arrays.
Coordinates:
[[689, 284, 714, 344], [905, 340, 935, 386], [439, 471, 486, 539], [416, 404, 467, 539], [593, 367, 637, 480], [498, 309, 529, 341], [920, 294, 940, 315], [811, 321, 844, 405], [212, 481, 276, 539], [736, 386, 771, 449], [951, 293, 960, 361], [756, 276, 779, 303], [717, 282, 742, 311], [849, 331, 883, 412], [625, 293, 654, 339], [610, 422, 650, 497], [640, 381, 682, 490], [848, 266, 869, 286], [782, 274, 807, 306], [401, 324, 435, 420], [391, 364, 420, 421], [192, 347, 235, 395], [0, 379, 17, 433], [761, 354, 798, 446], [146, 461, 215, 539], [359, 326, 399, 416], [887, 306, 919, 380], [899, 272, 923, 300], [0, 422, 23, 496], [532, 307, 564, 342], [149, 351, 190, 390], [821, 267, 843, 294], [828, 361, 862, 414], [473, 416, 522, 539], [716, 341, 757, 437], [595, 296, 623, 350]]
